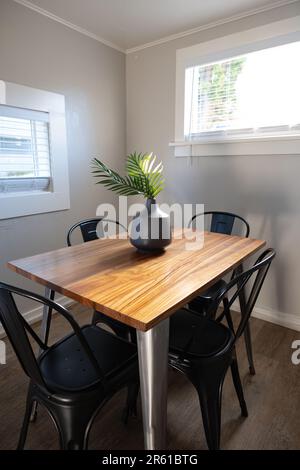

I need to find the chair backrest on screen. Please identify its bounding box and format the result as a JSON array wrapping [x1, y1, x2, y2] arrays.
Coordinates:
[[0, 286, 45, 387], [0, 283, 104, 389], [191, 211, 250, 237], [208, 248, 276, 344], [67, 217, 126, 246]]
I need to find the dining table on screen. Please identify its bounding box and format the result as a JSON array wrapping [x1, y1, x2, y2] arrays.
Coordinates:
[[7, 228, 265, 450]]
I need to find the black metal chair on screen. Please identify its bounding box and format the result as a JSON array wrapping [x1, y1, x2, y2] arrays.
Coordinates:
[[188, 211, 256, 374], [66, 217, 126, 247], [67, 217, 134, 341], [0, 283, 139, 450], [168, 248, 275, 450]]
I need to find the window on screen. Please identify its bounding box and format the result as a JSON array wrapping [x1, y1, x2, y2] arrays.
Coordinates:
[[172, 16, 300, 157], [0, 80, 70, 219], [0, 105, 51, 193], [184, 42, 300, 141]]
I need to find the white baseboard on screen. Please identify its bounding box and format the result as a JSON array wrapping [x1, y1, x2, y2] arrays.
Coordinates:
[[232, 301, 300, 332], [0, 295, 74, 339]]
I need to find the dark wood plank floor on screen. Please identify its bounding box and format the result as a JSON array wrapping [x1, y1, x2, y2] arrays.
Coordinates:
[[0, 304, 300, 450]]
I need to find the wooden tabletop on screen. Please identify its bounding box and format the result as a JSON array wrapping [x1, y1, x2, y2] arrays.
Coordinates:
[[8, 230, 265, 331]]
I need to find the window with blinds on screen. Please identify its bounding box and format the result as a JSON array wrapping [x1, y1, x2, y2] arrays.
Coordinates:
[[184, 41, 300, 141], [0, 105, 51, 193]]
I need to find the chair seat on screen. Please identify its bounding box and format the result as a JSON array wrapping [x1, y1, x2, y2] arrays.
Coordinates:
[[169, 308, 233, 359], [39, 325, 137, 393], [188, 279, 227, 314]]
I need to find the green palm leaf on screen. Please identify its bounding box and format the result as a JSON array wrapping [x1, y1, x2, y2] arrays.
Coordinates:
[[92, 158, 144, 196], [126, 152, 165, 198], [92, 152, 165, 199]]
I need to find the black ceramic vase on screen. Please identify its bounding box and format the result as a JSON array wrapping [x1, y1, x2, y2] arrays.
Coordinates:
[[130, 198, 172, 253]]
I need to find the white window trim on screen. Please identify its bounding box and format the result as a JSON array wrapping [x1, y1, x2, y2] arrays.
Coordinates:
[[171, 16, 300, 157], [0, 80, 70, 219]]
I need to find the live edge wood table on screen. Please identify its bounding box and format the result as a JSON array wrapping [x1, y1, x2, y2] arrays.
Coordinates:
[[8, 229, 265, 450]]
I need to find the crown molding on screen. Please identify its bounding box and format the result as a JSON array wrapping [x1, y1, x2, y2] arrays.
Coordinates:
[[12, 0, 125, 53], [12, 0, 300, 55], [126, 0, 300, 53]]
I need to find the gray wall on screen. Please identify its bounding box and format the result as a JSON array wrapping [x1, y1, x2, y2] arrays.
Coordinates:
[[126, 2, 300, 320], [1, 0, 300, 324], [0, 0, 126, 310]]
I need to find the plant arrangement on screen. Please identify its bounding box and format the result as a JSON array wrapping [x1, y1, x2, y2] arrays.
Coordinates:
[[91, 152, 165, 200], [92, 152, 171, 252]]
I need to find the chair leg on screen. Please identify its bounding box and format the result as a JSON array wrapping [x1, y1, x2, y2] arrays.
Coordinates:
[[29, 401, 38, 422], [244, 323, 256, 375], [17, 394, 34, 449], [193, 362, 228, 450], [230, 358, 248, 417], [197, 385, 222, 450], [53, 406, 94, 450], [59, 430, 87, 450], [122, 382, 139, 424]]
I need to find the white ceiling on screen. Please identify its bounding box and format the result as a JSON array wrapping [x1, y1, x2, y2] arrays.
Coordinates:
[[17, 0, 295, 51]]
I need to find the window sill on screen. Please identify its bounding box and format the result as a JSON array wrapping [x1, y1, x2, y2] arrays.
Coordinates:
[[169, 134, 300, 157], [0, 190, 70, 219], [0, 190, 51, 198]]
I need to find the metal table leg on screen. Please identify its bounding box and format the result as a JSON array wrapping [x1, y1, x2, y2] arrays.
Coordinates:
[[30, 287, 54, 422], [137, 318, 169, 450]]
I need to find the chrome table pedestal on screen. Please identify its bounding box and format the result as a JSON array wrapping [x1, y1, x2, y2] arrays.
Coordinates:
[[137, 318, 169, 450]]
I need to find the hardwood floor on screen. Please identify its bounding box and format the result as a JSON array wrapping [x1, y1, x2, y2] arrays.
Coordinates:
[[0, 304, 300, 450]]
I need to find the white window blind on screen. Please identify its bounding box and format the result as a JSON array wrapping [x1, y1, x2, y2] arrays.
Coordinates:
[[184, 41, 300, 141], [0, 105, 51, 193]]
